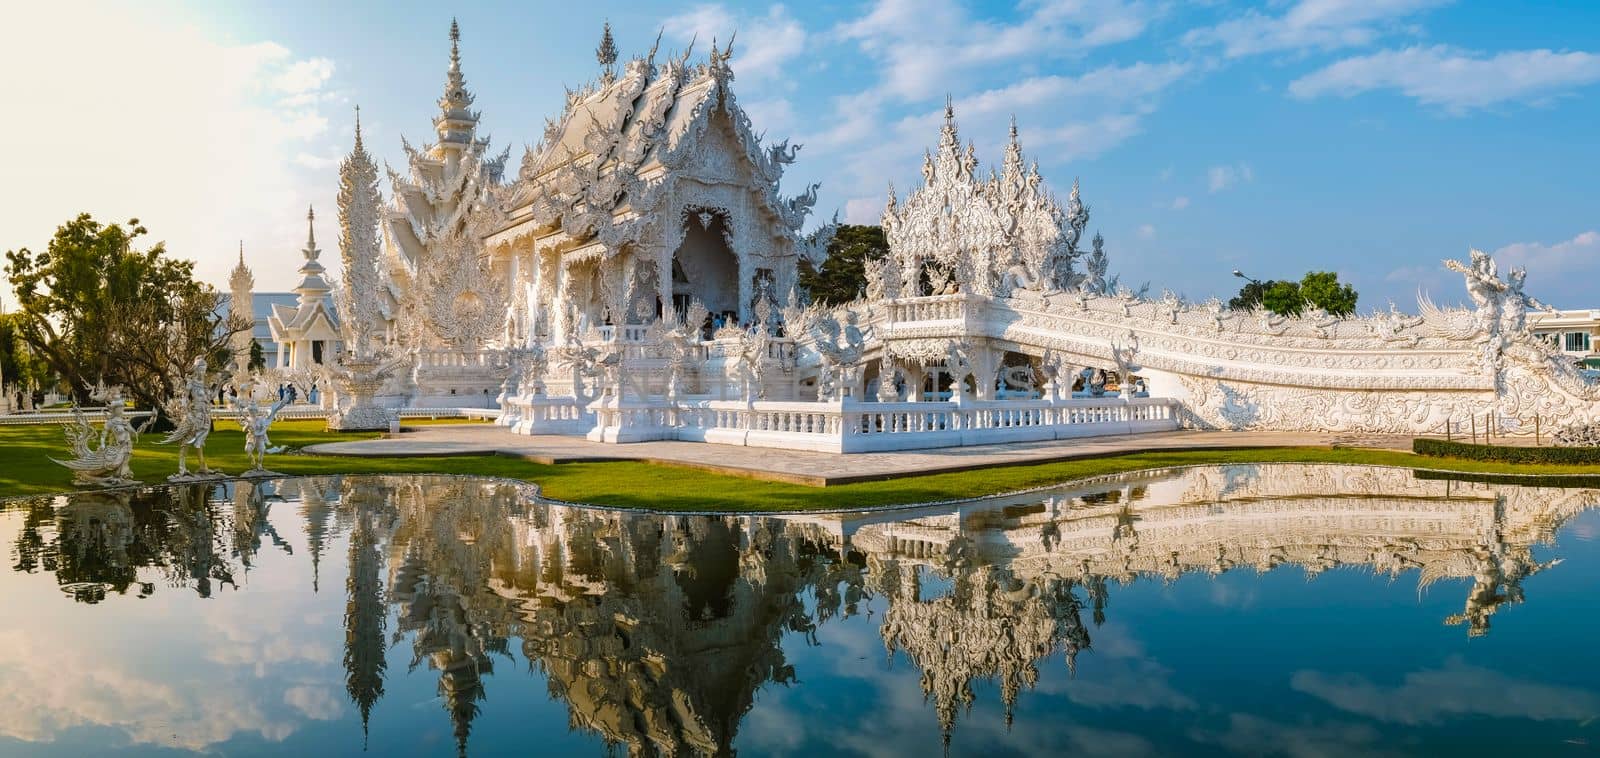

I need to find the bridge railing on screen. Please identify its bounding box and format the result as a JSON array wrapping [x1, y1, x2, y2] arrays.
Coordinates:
[[886, 294, 973, 323], [0, 406, 501, 426], [583, 395, 1179, 453]]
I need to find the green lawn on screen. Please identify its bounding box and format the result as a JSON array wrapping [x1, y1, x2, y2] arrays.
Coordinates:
[[2, 420, 1598, 511]]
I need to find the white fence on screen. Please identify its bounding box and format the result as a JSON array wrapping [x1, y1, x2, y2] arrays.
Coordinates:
[[0, 406, 501, 426], [590, 396, 1179, 453]]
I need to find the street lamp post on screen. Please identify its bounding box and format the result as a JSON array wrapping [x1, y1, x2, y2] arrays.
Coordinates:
[[1232, 269, 1261, 286]]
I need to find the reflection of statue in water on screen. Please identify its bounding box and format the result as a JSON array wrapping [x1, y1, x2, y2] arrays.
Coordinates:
[[163, 357, 220, 479], [52, 383, 154, 486]]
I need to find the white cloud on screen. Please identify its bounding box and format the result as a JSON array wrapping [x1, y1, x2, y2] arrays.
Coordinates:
[[1292, 660, 1600, 725], [1170, 196, 1190, 210], [1493, 230, 1600, 274], [1191, 713, 1386, 758], [1208, 163, 1253, 192], [1033, 113, 1149, 163], [1137, 224, 1157, 239], [1186, 0, 1447, 58], [0, 5, 345, 294], [838, 0, 1160, 101], [955, 62, 1191, 116], [845, 196, 886, 224], [272, 57, 337, 95], [1290, 45, 1600, 112], [1484, 231, 1600, 307], [741, 97, 797, 138], [663, 4, 808, 84]]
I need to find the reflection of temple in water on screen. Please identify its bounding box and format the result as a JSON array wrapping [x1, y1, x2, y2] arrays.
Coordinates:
[[6, 465, 1595, 755]]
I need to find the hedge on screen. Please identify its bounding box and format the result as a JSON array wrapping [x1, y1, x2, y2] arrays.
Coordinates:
[[1411, 468, 1600, 488], [1413, 437, 1600, 466]]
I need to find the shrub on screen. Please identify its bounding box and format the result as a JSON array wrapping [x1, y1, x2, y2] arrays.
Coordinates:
[[1412, 438, 1600, 465]]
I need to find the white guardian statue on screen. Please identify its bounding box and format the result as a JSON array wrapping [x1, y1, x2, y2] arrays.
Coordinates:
[[163, 357, 221, 480]]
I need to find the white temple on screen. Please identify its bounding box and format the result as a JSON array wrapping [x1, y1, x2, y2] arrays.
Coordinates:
[[267, 208, 341, 370], [256, 20, 1598, 448]]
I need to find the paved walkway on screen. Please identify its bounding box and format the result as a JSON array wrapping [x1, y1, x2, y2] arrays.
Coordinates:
[[304, 424, 1413, 486]]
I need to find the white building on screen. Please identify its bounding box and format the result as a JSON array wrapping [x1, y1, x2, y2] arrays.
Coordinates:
[[1531, 309, 1600, 368], [267, 207, 342, 369]]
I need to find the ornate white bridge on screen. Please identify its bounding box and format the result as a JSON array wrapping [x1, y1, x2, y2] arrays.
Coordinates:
[[500, 250, 1600, 452]]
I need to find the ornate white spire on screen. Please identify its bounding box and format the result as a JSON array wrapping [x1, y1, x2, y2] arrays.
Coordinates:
[[295, 206, 330, 299], [228, 242, 255, 375], [229, 241, 254, 294], [434, 18, 480, 148], [938, 96, 959, 153], [1002, 115, 1024, 177], [338, 105, 384, 356], [596, 21, 618, 83], [302, 206, 321, 263]]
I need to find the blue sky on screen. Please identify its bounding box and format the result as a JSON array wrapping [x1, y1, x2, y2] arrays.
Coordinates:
[[3, 0, 1597, 310]]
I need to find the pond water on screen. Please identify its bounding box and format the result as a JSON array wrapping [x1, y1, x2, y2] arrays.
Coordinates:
[[2, 465, 1599, 756]]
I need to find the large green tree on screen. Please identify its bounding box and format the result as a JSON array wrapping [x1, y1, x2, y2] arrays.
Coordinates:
[[5, 214, 247, 413], [0, 312, 52, 397], [1298, 271, 1359, 316], [797, 225, 888, 306], [1230, 270, 1359, 317]]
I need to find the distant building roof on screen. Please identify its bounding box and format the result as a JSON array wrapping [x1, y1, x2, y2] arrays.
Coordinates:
[[219, 292, 333, 342]]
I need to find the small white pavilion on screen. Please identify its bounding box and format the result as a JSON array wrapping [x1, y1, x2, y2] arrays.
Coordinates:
[[268, 207, 342, 369]]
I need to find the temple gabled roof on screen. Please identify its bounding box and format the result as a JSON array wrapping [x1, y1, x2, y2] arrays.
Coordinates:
[[491, 33, 819, 250]]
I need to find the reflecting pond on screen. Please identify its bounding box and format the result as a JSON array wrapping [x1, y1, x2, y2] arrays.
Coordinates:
[[3, 465, 1600, 756]]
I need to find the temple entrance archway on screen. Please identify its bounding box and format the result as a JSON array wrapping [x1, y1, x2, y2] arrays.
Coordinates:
[[672, 208, 739, 323]]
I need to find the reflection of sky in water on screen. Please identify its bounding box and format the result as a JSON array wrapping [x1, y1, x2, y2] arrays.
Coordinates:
[[0, 466, 1597, 756]]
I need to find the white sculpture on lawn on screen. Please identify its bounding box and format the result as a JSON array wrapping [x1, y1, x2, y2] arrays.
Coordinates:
[[162, 357, 221, 480], [233, 379, 291, 476], [308, 18, 1598, 452], [52, 383, 154, 486]]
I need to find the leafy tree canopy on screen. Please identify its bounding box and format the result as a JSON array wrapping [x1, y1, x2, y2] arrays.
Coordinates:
[[0, 312, 53, 394], [5, 214, 247, 412], [1230, 270, 1359, 318], [797, 225, 888, 306]]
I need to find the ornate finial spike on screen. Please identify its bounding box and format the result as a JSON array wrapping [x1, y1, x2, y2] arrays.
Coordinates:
[[1009, 114, 1018, 141], [448, 19, 462, 75], [944, 94, 955, 122], [596, 20, 618, 70], [353, 105, 363, 149], [725, 30, 736, 60], [647, 27, 663, 64], [306, 205, 316, 248]]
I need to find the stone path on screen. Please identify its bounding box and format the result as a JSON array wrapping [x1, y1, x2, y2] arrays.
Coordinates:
[[304, 424, 1413, 486]]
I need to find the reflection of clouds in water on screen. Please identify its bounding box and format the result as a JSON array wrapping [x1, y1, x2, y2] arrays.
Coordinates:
[[0, 627, 303, 749], [0, 507, 346, 752], [1207, 575, 1259, 609], [1292, 658, 1600, 725], [283, 685, 344, 721], [1034, 622, 1195, 712], [737, 612, 1175, 756], [204, 602, 337, 671], [1189, 713, 1393, 758]]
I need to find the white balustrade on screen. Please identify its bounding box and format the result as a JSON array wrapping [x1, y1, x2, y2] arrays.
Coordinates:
[[572, 394, 1176, 453]]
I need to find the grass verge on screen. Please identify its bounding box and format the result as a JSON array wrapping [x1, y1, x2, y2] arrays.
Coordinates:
[[2, 421, 1598, 511]]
